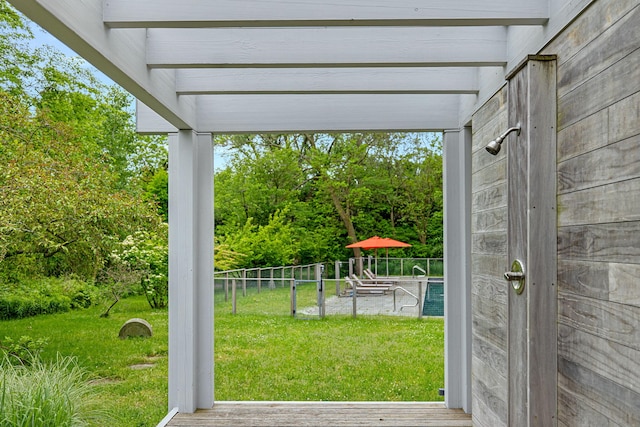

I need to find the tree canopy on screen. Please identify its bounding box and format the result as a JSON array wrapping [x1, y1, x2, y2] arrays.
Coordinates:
[[214, 133, 443, 269], [0, 1, 166, 283]]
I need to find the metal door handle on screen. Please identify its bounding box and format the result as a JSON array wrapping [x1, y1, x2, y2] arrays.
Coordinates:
[[504, 259, 525, 294], [504, 271, 524, 281]]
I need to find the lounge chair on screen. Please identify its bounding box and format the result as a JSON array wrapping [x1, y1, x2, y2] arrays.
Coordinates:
[[349, 274, 394, 295], [363, 269, 396, 286]]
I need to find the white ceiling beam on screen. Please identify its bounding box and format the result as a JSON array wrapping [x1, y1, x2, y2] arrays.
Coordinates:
[[175, 68, 479, 95], [104, 0, 548, 28], [138, 95, 462, 133], [196, 94, 461, 132], [9, 0, 196, 130], [146, 27, 507, 68]]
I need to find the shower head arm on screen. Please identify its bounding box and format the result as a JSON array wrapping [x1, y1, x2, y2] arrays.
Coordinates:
[[496, 124, 522, 143], [485, 123, 521, 155]]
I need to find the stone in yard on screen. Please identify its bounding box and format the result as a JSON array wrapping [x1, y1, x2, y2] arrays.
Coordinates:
[[119, 318, 153, 339]]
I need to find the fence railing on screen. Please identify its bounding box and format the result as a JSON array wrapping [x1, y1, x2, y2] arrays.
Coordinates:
[[214, 259, 444, 318], [214, 263, 320, 301]]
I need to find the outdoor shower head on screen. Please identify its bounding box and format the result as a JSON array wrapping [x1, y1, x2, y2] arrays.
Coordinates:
[[485, 123, 521, 155]]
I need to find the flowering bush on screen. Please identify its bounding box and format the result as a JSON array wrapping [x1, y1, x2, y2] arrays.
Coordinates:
[[112, 225, 168, 309]]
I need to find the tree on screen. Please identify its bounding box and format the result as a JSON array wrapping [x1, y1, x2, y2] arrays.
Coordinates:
[[0, 91, 161, 280], [0, 0, 37, 96], [217, 210, 298, 268], [212, 132, 444, 267], [214, 140, 304, 227], [396, 138, 443, 254]]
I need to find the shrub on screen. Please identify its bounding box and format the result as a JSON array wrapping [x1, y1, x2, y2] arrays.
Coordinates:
[[0, 354, 110, 426], [60, 278, 98, 309], [0, 277, 98, 320], [0, 335, 49, 366], [0, 294, 71, 320], [111, 226, 168, 309]]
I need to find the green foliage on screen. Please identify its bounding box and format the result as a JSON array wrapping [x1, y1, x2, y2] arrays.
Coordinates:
[[0, 294, 70, 320], [214, 145, 304, 227], [213, 242, 247, 271], [0, 3, 166, 282], [214, 132, 444, 268], [0, 277, 97, 320], [0, 354, 110, 426], [0, 0, 36, 96], [0, 335, 49, 365], [0, 89, 161, 280], [218, 209, 299, 268], [111, 227, 169, 309], [142, 168, 168, 222]]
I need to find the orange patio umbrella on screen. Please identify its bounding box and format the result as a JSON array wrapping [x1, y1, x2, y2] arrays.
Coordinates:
[[346, 236, 411, 275], [346, 235, 411, 251]]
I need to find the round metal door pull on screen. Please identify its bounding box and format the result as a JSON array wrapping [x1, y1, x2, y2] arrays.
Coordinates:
[[504, 259, 525, 294]]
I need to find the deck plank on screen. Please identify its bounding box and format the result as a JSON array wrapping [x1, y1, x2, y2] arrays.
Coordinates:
[[165, 402, 472, 426]]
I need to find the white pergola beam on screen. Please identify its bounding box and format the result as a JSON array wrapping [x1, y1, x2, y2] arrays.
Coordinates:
[[104, 0, 548, 27], [137, 95, 462, 133], [176, 68, 479, 95], [146, 27, 507, 68], [196, 94, 461, 132], [10, 0, 196, 130]]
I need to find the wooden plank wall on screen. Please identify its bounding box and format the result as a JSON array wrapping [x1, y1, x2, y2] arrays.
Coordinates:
[[542, 0, 640, 425], [471, 87, 509, 427], [471, 1, 640, 426]]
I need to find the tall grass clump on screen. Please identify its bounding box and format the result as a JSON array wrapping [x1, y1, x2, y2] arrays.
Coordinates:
[[0, 354, 109, 427]]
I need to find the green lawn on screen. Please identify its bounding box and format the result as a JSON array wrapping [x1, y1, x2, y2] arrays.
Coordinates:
[[1, 284, 444, 426]]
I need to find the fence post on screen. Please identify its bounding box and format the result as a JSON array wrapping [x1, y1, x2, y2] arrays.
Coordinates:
[[348, 258, 353, 277], [316, 264, 325, 319], [352, 283, 357, 318], [232, 279, 237, 315], [385, 256, 389, 277], [270, 268, 275, 289], [335, 260, 341, 296], [418, 281, 423, 319], [427, 259, 431, 276], [257, 268, 261, 293], [401, 258, 404, 276], [242, 269, 247, 297], [290, 279, 296, 317], [224, 272, 229, 302]]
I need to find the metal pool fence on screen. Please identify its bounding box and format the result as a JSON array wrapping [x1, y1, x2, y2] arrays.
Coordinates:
[[213, 258, 443, 318]]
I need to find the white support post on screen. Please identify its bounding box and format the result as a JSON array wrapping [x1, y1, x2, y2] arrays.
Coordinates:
[[168, 130, 214, 413], [443, 128, 472, 412]]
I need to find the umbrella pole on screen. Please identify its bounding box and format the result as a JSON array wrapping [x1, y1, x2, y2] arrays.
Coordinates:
[[386, 248, 389, 277], [375, 249, 378, 275]]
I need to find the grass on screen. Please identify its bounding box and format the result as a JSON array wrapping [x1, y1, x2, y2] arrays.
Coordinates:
[[0, 355, 111, 426], [0, 283, 444, 426], [0, 297, 169, 427]]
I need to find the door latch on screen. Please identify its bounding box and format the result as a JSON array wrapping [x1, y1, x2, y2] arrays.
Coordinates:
[[504, 259, 525, 294]]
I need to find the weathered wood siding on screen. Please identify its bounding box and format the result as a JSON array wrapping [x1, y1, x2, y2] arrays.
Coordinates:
[[471, 1, 640, 426], [471, 86, 509, 427], [545, 0, 640, 425]]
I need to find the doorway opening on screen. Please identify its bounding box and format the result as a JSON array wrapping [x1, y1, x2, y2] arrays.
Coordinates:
[[212, 131, 447, 402]]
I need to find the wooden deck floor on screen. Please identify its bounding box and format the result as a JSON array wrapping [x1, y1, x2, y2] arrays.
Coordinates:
[[164, 401, 472, 426]]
